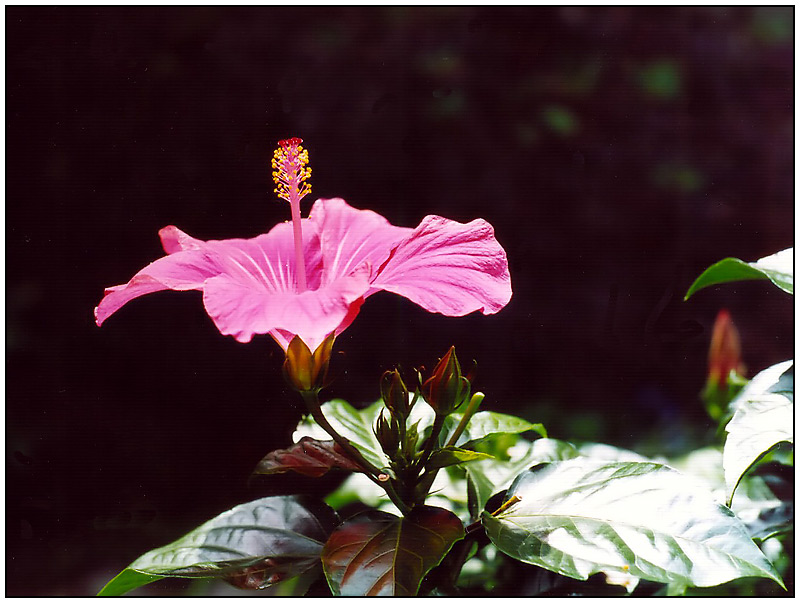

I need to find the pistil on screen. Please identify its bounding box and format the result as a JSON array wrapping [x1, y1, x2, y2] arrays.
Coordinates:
[[272, 137, 312, 293]]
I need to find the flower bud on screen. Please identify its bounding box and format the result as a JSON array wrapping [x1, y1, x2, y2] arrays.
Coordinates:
[[283, 333, 335, 392], [380, 369, 411, 418], [421, 346, 471, 416], [707, 309, 745, 390], [374, 410, 400, 458], [401, 419, 420, 458]]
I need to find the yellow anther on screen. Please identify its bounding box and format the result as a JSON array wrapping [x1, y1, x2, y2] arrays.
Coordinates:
[[272, 137, 312, 204]]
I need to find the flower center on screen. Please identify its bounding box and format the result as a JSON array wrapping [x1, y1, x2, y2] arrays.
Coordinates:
[[272, 137, 312, 293]]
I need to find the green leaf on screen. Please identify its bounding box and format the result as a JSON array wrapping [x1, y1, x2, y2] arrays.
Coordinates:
[[441, 410, 547, 448], [294, 399, 388, 469], [465, 438, 578, 520], [322, 506, 464, 596], [724, 361, 794, 505], [425, 446, 494, 470], [97, 569, 163, 597], [98, 496, 339, 596], [685, 248, 793, 299], [482, 459, 783, 589], [253, 437, 364, 477]]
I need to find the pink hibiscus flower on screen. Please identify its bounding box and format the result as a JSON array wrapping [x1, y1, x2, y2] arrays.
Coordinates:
[[95, 140, 512, 352]]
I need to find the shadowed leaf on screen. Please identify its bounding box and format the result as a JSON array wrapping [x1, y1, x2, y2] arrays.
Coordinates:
[[439, 410, 547, 448], [98, 496, 339, 596], [426, 446, 494, 470], [253, 437, 364, 477], [97, 569, 163, 597], [294, 399, 388, 469], [322, 506, 464, 596]]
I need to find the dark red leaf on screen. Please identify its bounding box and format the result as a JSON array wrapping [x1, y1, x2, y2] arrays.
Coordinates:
[[225, 557, 319, 590], [322, 506, 464, 596], [253, 437, 365, 477]]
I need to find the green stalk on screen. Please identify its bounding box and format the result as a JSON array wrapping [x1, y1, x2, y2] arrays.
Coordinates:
[[300, 391, 381, 478], [415, 413, 446, 473], [300, 390, 413, 515], [381, 478, 414, 516], [445, 392, 485, 447], [414, 393, 485, 505]]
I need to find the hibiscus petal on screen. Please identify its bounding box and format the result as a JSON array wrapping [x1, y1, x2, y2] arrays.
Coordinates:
[[159, 225, 205, 254], [205, 220, 322, 295], [94, 221, 324, 330], [94, 242, 225, 327], [202, 263, 372, 349], [309, 198, 412, 284], [370, 215, 512, 316]]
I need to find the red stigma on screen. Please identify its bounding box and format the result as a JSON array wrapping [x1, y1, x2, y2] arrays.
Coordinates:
[[278, 137, 303, 148]]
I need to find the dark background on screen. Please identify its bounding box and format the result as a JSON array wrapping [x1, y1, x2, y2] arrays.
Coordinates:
[[6, 7, 793, 596]]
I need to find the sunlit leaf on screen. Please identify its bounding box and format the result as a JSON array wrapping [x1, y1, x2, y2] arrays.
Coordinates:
[[482, 459, 783, 589], [724, 361, 793, 505], [685, 248, 793, 299], [576, 442, 652, 463], [98, 496, 339, 596], [322, 506, 463, 596], [253, 437, 364, 477], [465, 438, 578, 520]]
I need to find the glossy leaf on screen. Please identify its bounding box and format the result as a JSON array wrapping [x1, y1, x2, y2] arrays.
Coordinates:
[[465, 438, 578, 520], [294, 399, 388, 469], [322, 506, 463, 596], [253, 437, 364, 477], [685, 248, 793, 299], [441, 410, 547, 448], [576, 442, 652, 463], [724, 362, 793, 505], [425, 446, 494, 470], [97, 569, 163, 597], [482, 459, 783, 589], [98, 496, 339, 596]]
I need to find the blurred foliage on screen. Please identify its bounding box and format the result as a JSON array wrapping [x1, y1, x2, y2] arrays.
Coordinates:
[[639, 60, 682, 99]]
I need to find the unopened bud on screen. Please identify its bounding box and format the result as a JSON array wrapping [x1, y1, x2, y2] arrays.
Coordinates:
[[380, 369, 411, 418], [708, 309, 745, 390], [421, 346, 471, 416], [283, 333, 335, 392], [374, 411, 400, 458]]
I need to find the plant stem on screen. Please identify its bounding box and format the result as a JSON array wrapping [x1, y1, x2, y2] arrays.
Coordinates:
[[300, 390, 414, 515], [413, 393, 486, 505], [381, 478, 414, 516], [300, 391, 380, 477], [445, 392, 485, 447], [415, 413, 446, 472]]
